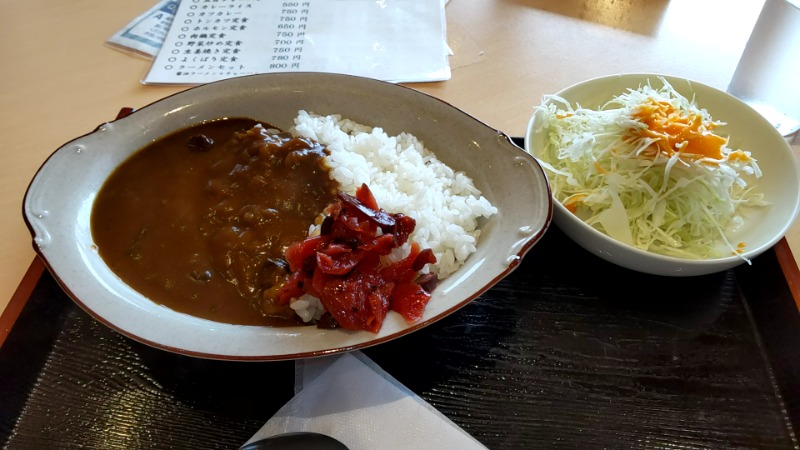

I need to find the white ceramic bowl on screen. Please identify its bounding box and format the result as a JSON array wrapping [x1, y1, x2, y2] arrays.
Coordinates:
[[525, 73, 800, 277], [24, 72, 552, 360]]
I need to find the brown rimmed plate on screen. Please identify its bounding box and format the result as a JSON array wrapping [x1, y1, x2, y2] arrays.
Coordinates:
[[23, 72, 552, 360]]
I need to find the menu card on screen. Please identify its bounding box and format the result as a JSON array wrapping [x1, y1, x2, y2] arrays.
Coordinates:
[[142, 0, 450, 85]]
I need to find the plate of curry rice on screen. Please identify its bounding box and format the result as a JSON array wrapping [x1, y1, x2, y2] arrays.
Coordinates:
[[24, 72, 552, 360]]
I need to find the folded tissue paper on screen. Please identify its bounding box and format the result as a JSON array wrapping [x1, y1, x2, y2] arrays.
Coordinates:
[[243, 351, 487, 450]]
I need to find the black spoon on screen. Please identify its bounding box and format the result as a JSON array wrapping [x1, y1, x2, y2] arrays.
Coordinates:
[[240, 432, 349, 450]]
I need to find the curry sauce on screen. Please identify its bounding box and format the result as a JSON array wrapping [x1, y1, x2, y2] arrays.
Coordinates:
[[91, 118, 339, 326]]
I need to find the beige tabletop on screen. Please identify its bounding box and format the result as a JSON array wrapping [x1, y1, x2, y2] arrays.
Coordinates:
[[1, 0, 797, 317]]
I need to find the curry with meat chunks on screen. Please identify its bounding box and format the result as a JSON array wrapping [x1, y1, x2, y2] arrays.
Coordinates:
[[91, 118, 338, 325]]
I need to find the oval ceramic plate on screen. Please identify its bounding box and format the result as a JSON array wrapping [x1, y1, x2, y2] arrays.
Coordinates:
[[526, 73, 800, 276], [24, 72, 552, 360]]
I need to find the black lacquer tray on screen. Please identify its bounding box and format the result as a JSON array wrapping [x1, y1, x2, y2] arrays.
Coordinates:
[[2, 140, 800, 449]]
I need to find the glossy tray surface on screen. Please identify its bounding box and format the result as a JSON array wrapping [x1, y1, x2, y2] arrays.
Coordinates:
[[2, 208, 799, 449]]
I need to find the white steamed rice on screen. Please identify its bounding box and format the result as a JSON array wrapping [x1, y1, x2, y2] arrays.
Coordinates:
[[290, 110, 497, 278]]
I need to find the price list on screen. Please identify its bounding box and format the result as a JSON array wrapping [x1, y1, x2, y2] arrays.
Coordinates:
[[270, 2, 310, 71], [145, 0, 449, 85]]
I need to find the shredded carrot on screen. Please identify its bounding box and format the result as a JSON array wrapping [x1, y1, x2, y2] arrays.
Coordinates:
[[727, 150, 752, 163], [562, 193, 589, 213], [593, 161, 606, 174], [630, 98, 727, 160]]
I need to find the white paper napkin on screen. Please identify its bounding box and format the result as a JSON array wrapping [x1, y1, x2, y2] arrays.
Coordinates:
[[243, 351, 487, 450]]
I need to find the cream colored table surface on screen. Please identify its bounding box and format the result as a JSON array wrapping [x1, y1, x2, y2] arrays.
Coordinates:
[[1, 0, 797, 316]]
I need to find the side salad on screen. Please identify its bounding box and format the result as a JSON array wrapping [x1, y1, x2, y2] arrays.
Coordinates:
[[533, 78, 768, 260]]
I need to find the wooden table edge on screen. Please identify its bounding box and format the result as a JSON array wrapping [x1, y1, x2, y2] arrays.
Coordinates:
[[773, 237, 800, 311], [0, 257, 45, 348]]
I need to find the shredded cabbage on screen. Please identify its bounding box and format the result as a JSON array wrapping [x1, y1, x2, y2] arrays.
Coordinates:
[[533, 78, 768, 261]]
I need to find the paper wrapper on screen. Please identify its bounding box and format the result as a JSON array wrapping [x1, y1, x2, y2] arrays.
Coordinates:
[[243, 351, 487, 450]]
